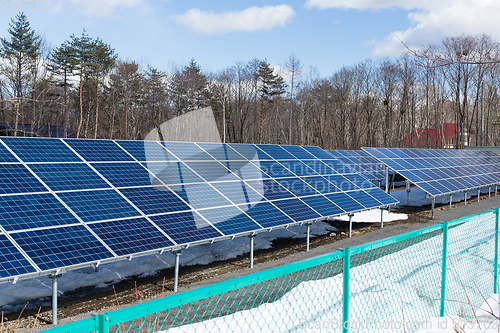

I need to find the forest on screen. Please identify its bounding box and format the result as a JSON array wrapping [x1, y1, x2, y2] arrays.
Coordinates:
[[1, 12, 500, 149]]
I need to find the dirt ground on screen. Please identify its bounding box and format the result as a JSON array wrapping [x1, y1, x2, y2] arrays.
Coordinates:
[[3, 190, 495, 332]]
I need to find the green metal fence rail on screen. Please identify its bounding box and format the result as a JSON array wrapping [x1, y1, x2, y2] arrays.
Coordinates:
[[42, 208, 500, 333]]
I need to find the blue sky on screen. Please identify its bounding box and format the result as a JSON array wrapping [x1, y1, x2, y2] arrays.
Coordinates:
[[2, 0, 500, 76]]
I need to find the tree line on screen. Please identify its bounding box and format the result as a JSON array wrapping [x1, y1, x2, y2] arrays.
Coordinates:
[[1, 12, 500, 149]]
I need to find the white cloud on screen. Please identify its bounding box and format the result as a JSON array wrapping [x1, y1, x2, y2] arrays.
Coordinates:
[[66, 0, 147, 17], [174, 5, 295, 34], [305, 0, 500, 57]]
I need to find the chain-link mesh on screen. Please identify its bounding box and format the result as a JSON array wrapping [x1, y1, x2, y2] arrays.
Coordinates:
[[44, 209, 500, 333], [445, 212, 496, 319], [110, 259, 344, 332]]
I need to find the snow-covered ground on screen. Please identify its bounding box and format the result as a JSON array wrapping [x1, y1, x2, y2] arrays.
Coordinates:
[[391, 186, 495, 207], [162, 210, 496, 333]]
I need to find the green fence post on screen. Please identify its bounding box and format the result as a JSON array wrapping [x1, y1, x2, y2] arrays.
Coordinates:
[[342, 248, 350, 333], [494, 208, 499, 294], [440, 221, 448, 317], [95, 313, 110, 333]]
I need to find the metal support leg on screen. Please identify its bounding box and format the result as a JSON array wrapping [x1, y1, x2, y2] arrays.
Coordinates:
[[385, 167, 389, 194], [431, 197, 435, 218], [348, 213, 354, 238], [478, 188, 480, 202], [50, 273, 62, 325], [465, 191, 467, 205], [380, 208, 384, 228], [249, 235, 255, 268], [449, 194, 453, 210], [306, 224, 311, 252], [496, 185, 498, 196], [406, 180, 410, 206], [489, 186, 491, 198], [173, 250, 182, 292]]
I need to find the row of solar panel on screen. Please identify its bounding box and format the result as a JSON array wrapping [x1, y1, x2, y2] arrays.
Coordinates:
[[0, 138, 398, 279], [363, 147, 500, 197], [0, 138, 336, 163]]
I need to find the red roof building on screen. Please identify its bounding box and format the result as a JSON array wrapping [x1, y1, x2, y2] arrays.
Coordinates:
[[401, 123, 470, 149]]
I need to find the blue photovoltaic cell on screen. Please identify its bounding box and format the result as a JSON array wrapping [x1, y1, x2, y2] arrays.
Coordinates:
[[301, 176, 341, 194], [227, 144, 272, 160], [238, 201, 294, 228], [280, 145, 316, 159], [116, 141, 178, 162], [275, 177, 318, 196], [150, 211, 222, 244], [2, 138, 81, 162], [245, 179, 294, 200], [210, 181, 264, 205], [29, 163, 110, 191], [12, 225, 113, 271], [328, 150, 386, 180], [364, 189, 398, 206], [184, 161, 239, 182], [225, 160, 269, 180], [89, 217, 174, 256], [58, 189, 140, 222], [0, 193, 79, 231], [348, 190, 382, 208], [279, 160, 318, 177], [142, 162, 204, 185], [325, 192, 364, 212], [169, 183, 232, 209], [272, 198, 321, 221], [197, 206, 262, 235], [92, 162, 155, 188], [252, 160, 294, 178], [162, 142, 215, 161], [302, 146, 336, 160], [302, 160, 337, 175], [256, 145, 296, 160], [119, 186, 190, 215], [342, 174, 375, 189], [324, 175, 360, 192], [0, 234, 36, 278], [64, 139, 134, 162], [0, 164, 47, 194], [0, 143, 19, 163], [196, 143, 246, 161], [299, 195, 345, 216]]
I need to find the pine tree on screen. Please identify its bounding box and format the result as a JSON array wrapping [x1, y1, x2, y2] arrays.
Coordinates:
[[0, 12, 41, 136]]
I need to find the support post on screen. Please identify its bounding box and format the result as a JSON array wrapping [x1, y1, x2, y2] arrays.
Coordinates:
[[449, 194, 453, 210], [306, 223, 312, 252], [380, 208, 384, 229], [50, 273, 62, 325], [496, 185, 498, 197], [478, 188, 480, 203], [465, 191, 467, 205], [406, 180, 410, 206], [489, 186, 491, 198], [173, 250, 182, 292], [348, 213, 354, 238], [431, 197, 435, 219], [440, 221, 449, 317], [494, 208, 499, 294], [342, 248, 350, 333], [385, 167, 389, 194], [249, 234, 256, 268]]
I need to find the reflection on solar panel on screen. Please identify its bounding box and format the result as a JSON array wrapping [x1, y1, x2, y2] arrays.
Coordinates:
[[363, 147, 500, 197], [0, 138, 397, 283], [327, 150, 387, 181]]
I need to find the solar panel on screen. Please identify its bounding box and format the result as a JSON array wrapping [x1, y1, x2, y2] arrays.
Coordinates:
[[0, 137, 398, 283], [363, 147, 500, 197], [327, 150, 386, 181]]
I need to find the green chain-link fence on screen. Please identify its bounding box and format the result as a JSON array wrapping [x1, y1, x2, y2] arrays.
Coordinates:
[[43, 208, 500, 333]]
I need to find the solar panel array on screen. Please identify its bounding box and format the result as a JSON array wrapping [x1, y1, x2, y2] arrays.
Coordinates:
[[326, 150, 387, 181], [362, 147, 500, 197], [0, 138, 397, 282]]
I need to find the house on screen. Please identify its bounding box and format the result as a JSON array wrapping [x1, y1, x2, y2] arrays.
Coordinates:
[[401, 123, 470, 149]]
